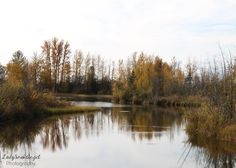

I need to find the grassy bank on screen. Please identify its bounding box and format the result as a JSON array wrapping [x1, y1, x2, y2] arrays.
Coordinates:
[[43, 106, 101, 115], [0, 105, 101, 122], [185, 103, 236, 142]]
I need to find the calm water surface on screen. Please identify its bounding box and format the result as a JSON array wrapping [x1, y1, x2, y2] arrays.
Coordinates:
[[0, 101, 235, 168]]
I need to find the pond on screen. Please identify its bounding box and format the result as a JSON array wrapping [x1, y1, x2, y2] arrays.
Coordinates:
[[0, 101, 235, 168]]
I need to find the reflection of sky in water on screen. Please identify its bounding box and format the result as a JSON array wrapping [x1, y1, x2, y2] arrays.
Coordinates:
[[39, 132, 189, 168], [0, 102, 235, 168], [36, 112, 190, 168]]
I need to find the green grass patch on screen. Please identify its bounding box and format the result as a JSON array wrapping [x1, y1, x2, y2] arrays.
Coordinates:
[[43, 105, 101, 115]]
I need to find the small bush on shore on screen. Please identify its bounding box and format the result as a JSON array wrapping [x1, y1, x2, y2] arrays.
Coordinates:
[[42, 92, 68, 108], [0, 82, 68, 119], [0, 82, 44, 117]]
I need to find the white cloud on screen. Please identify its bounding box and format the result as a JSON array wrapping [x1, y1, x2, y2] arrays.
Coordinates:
[[0, 0, 236, 65]]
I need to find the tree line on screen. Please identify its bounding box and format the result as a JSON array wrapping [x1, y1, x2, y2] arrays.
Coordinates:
[[0, 37, 113, 95], [0, 37, 236, 120], [112, 50, 236, 120], [39, 38, 114, 94]]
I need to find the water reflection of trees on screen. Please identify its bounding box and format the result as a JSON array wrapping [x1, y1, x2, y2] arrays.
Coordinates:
[[111, 106, 184, 141], [0, 107, 184, 152], [0, 116, 76, 152], [40, 117, 70, 151], [0, 107, 235, 168], [0, 119, 41, 151]]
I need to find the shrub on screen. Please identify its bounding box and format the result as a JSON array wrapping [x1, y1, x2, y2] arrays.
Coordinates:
[[0, 82, 45, 118], [185, 103, 225, 139], [219, 124, 236, 141], [42, 92, 68, 107]]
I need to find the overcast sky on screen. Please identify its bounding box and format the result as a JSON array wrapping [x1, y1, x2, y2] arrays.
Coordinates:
[[1, 0, 236, 65]]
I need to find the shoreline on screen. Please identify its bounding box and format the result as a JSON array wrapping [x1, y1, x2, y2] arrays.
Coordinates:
[[0, 93, 235, 143], [0, 104, 101, 123], [57, 93, 201, 107]]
